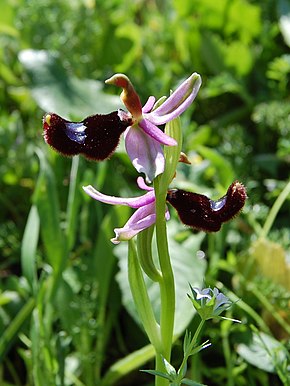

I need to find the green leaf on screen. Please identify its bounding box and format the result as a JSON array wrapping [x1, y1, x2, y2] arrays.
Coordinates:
[[54, 276, 82, 340], [19, 49, 122, 118], [0, 298, 35, 360], [201, 32, 226, 75], [201, 73, 243, 98], [0, 0, 19, 37], [101, 344, 156, 386], [224, 0, 261, 43], [196, 145, 234, 188], [115, 221, 206, 336], [163, 356, 177, 377], [21, 205, 39, 291], [182, 378, 207, 386], [33, 149, 66, 271], [224, 41, 253, 76], [236, 331, 289, 373], [141, 369, 171, 381], [65, 156, 82, 250]]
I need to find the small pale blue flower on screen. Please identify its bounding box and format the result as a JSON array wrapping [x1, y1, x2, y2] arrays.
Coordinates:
[[188, 285, 233, 320]]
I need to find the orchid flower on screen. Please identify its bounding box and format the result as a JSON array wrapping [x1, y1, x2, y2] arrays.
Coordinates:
[[84, 180, 246, 244], [105, 73, 202, 182], [83, 177, 170, 244]]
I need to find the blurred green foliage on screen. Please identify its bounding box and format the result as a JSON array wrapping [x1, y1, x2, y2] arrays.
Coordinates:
[[0, 0, 289, 385]]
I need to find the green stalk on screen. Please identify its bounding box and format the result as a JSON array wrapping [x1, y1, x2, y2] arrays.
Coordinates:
[[153, 117, 183, 385], [178, 320, 205, 381], [154, 184, 175, 386], [260, 179, 290, 239], [221, 319, 235, 386], [0, 297, 35, 360], [66, 155, 81, 250], [154, 179, 175, 356], [137, 226, 162, 282], [128, 240, 162, 351]]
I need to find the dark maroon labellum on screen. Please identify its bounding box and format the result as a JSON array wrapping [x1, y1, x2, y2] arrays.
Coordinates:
[[43, 110, 132, 161], [166, 181, 247, 232]]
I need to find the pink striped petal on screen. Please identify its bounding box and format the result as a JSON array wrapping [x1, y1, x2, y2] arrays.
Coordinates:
[[111, 202, 156, 244], [136, 176, 154, 191], [142, 96, 156, 113], [125, 126, 165, 183], [145, 73, 202, 125], [111, 203, 171, 244], [138, 119, 177, 146], [83, 185, 155, 208]]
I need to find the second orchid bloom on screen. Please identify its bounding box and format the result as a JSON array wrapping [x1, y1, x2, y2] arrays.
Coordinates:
[[83, 179, 246, 244]]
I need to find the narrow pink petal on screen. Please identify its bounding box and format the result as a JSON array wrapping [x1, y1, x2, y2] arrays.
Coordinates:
[[136, 176, 154, 191], [165, 206, 170, 221], [142, 96, 156, 113], [138, 119, 177, 146], [83, 185, 155, 208], [125, 126, 165, 183], [145, 73, 202, 125], [111, 202, 170, 244], [111, 202, 156, 244], [152, 73, 201, 115]]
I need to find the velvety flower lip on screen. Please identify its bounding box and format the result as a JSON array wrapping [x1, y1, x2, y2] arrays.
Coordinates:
[[83, 177, 169, 244], [166, 181, 247, 232], [43, 110, 132, 161], [106, 73, 202, 182]]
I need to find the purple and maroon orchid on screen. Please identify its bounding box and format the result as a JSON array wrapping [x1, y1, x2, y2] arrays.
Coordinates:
[[43, 72, 202, 183], [83, 179, 246, 244], [42, 71, 247, 244]]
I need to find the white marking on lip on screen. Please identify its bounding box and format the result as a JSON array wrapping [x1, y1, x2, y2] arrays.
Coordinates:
[[210, 196, 226, 211], [65, 122, 87, 144]]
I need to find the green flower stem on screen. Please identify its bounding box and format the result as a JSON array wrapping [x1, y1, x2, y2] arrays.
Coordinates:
[[162, 117, 183, 191], [153, 117, 183, 385], [137, 226, 162, 282], [154, 186, 175, 386], [177, 320, 205, 382], [66, 155, 81, 250], [260, 179, 290, 239], [0, 297, 35, 359], [154, 179, 175, 354], [128, 239, 162, 351], [221, 319, 234, 386]]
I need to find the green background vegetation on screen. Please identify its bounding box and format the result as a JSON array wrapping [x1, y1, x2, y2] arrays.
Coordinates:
[[0, 0, 289, 385]]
